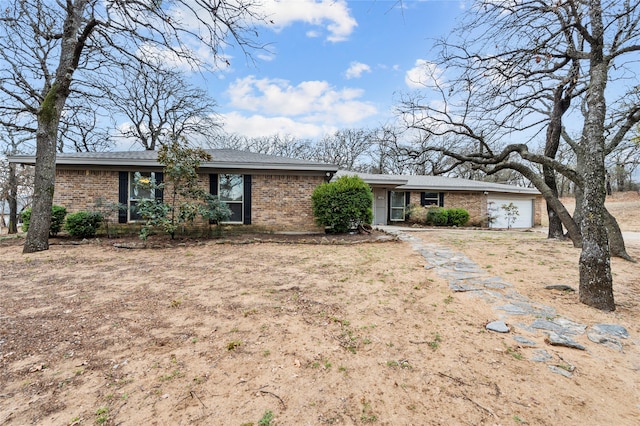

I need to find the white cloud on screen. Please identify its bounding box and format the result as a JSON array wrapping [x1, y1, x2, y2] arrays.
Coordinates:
[[345, 62, 371, 79], [222, 75, 378, 138], [136, 43, 233, 74], [221, 112, 336, 139], [405, 59, 445, 89], [226, 76, 376, 119], [260, 0, 357, 42]]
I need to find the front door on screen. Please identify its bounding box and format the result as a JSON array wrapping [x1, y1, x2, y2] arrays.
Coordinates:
[[373, 188, 387, 225]]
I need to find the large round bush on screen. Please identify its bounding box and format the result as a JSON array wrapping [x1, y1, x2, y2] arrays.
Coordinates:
[[447, 208, 470, 227], [426, 207, 448, 226], [21, 205, 67, 236], [312, 175, 373, 233], [65, 211, 104, 238]]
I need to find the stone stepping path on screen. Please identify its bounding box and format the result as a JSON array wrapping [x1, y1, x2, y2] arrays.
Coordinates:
[[387, 229, 632, 378]]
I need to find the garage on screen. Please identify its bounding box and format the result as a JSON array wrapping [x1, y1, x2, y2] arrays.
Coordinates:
[[487, 197, 535, 229]]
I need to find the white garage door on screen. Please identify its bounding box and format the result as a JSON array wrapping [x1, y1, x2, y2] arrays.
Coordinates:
[[487, 198, 534, 229]]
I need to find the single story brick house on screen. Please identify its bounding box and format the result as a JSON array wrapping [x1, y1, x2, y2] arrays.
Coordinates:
[[9, 149, 338, 233], [334, 171, 543, 229], [9, 149, 542, 231]]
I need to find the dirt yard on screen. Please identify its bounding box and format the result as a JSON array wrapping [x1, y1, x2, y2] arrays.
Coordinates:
[[1, 194, 639, 425]]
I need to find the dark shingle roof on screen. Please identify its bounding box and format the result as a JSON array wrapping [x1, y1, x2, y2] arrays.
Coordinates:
[[335, 171, 540, 195], [9, 149, 338, 172]]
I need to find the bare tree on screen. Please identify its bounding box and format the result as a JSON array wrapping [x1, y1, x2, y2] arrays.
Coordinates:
[[397, 0, 640, 311], [106, 62, 221, 150], [244, 134, 314, 158], [207, 133, 314, 159], [0, 0, 267, 253], [607, 138, 640, 191], [311, 129, 373, 171], [0, 130, 34, 233]]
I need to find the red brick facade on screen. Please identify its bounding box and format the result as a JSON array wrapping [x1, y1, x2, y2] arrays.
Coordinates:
[[53, 168, 326, 232], [52, 168, 542, 232]]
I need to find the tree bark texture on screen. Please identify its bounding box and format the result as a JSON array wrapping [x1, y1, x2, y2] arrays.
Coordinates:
[[578, 0, 615, 311], [23, 0, 92, 253], [604, 208, 634, 262], [544, 83, 573, 240], [23, 87, 61, 253]]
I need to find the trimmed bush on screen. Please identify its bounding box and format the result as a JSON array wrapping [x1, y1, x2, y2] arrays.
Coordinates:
[[426, 207, 449, 226], [312, 175, 373, 233], [21, 205, 68, 236], [65, 211, 104, 238], [405, 204, 427, 225], [446, 208, 470, 227]]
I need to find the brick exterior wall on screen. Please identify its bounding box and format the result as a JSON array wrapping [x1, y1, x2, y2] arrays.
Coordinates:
[[441, 192, 486, 226], [407, 191, 542, 227], [53, 169, 542, 231], [252, 174, 325, 232], [53, 168, 325, 232], [54, 169, 120, 221]]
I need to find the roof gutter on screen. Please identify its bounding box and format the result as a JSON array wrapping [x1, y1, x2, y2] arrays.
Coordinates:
[[8, 155, 339, 173]]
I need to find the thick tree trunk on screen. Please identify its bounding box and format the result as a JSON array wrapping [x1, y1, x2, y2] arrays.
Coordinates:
[[23, 124, 58, 252], [23, 86, 62, 253], [544, 84, 571, 240], [8, 162, 18, 234], [575, 180, 630, 260], [546, 196, 582, 247], [22, 2, 94, 252], [578, 1, 614, 311]]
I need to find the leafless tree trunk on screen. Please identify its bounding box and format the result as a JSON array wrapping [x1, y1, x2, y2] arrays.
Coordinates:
[[396, 0, 640, 310], [0, 0, 267, 252], [105, 62, 221, 150]]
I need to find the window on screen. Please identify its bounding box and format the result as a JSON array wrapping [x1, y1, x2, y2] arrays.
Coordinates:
[[129, 172, 156, 221], [390, 191, 406, 221], [219, 174, 244, 223], [421, 192, 441, 207]]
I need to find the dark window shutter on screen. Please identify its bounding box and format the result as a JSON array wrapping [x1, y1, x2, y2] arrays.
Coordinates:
[[243, 174, 252, 225], [405, 192, 411, 206], [209, 174, 219, 225], [386, 191, 391, 223], [420, 192, 426, 206], [118, 172, 128, 223], [210, 174, 218, 196], [439, 192, 445, 207], [155, 172, 164, 202]]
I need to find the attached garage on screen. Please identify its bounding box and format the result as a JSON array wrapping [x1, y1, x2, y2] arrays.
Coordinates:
[[334, 171, 543, 228], [487, 197, 535, 229]]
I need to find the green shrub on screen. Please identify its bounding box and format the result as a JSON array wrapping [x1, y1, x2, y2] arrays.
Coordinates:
[[425, 207, 448, 226], [446, 208, 470, 227], [405, 204, 427, 225], [65, 211, 104, 238], [21, 205, 68, 236], [312, 175, 373, 234]]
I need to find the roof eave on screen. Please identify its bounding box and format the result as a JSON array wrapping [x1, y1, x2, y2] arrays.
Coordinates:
[[397, 184, 540, 194], [8, 156, 338, 172]]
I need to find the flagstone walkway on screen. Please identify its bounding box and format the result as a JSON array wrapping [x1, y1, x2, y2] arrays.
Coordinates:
[[383, 228, 633, 378]]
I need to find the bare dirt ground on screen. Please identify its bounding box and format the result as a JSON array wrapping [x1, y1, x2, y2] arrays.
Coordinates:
[[1, 194, 639, 426]]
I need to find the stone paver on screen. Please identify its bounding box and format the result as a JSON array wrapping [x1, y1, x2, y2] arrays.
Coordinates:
[[384, 228, 633, 376]]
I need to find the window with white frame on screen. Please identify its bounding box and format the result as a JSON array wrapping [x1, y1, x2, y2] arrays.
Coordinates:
[[219, 174, 244, 223], [390, 191, 406, 221], [129, 171, 156, 221]]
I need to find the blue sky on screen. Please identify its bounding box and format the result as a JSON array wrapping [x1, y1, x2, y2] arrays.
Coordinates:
[[185, 0, 467, 140]]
